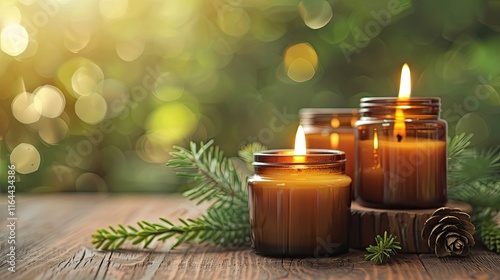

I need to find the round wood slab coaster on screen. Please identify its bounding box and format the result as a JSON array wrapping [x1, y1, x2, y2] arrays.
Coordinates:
[[349, 200, 472, 253]]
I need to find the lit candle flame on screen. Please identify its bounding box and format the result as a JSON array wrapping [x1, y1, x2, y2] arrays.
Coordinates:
[[294, 125, 307, 155], [398, 64, 411, 99], [394, 63, 411, 141], [373, 131, 378, 150]]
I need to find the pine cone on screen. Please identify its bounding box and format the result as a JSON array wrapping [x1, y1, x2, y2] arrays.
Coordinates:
[[422, 207, 475, 257]]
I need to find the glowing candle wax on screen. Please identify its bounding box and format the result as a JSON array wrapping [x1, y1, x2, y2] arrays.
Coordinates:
[[300, 108, 358, 199], [248, 126, 352, 257], [355, 64, 448, 209]]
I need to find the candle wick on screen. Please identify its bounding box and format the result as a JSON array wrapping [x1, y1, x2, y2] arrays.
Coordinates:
[[397, 134, 403, 142]]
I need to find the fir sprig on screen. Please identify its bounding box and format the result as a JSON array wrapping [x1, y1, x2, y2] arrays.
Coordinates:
[[91, 141, 266, 250], [238, 142, 267, 172], [167, 140, 248, 207], [364, 231, 401, 264], [448, 132, 473, 161], [447, 133, 500, 253]]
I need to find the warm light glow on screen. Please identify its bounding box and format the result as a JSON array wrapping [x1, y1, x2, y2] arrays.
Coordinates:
[[294, 125, 307, 155], [330, 133, 339, 148], [398, 63, 411, 98], [394, 63, 411, 140], [330, 118, 340, 128], [373, 130, 380, 167], [0, 23, 29, 56], [284, 43, 318, 82]]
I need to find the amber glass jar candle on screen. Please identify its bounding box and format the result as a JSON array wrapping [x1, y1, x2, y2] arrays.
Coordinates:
[[299, 108, 358, 198], [248, 150, 351, 257], [355, 97, 447, 209]]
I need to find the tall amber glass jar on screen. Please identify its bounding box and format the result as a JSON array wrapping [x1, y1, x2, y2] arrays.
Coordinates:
[[299, 108, 358, 198], [248, 150, 351, 257], [355, 97, 447, 209]]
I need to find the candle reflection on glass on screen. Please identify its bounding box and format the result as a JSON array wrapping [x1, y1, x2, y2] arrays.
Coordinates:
[[300, 108, 358, 198]]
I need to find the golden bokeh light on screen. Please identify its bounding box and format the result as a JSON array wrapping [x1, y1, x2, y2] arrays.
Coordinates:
[[153, 73, 184, 102], [99, 0, 129, 20], [146, 102, 198, 144], [0, 107, 8, 139], [75, 93, 108, 124], [287, 58, 316, 82], [64, 29, 92, 53], [71, 65, 105, 97], [298, 0, 333, 30], [75, 172, 108, 192], [38, 118, 69, 145], [12, 92, 42, 124], [135, 135, 171, 163], [217, 7, 251, 37], [10, 143, 41, 174], [0, 23, 29, 56], [115, 39, 145, 61], [284, 42, 318, 82], [96, 79, 129, 118], [33, 85, 66, 118], [0, 5, 21, 26]]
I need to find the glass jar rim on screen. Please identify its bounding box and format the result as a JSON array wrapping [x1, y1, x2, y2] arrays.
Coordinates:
[[299, 108, 358, 116], [360, 97, 440, 105], [253, 149, 346, 165]]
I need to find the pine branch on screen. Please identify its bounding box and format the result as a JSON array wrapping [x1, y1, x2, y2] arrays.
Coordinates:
[[92, 141, 266, 250], [92, 207, 250, 250], [448, 133, 473, 161], [364, 231, 401, 264], [448, 133, 474, 187], [167, 140, 248, 207], [449, 181, 500, 210], [447, 134, 500, 253]]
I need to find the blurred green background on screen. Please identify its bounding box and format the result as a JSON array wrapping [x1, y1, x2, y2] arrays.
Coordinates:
[[1, 0, 499, 192]]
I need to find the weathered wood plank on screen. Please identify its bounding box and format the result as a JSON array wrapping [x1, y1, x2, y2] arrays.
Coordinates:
[[419, 248, 500, 279], [0, 195, 499, 280]]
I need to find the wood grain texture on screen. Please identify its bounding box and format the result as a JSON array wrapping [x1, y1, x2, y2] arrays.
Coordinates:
[[0, 195, 498, 280], [350, 201, 473, 253]]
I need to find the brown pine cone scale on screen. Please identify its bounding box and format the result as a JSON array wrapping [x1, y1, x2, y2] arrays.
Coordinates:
[[422, 207, 475, 257]]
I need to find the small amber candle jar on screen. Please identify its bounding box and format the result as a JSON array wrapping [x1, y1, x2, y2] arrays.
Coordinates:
[[248, 150, 351, 257], [355, 97, 447, 209], [299, 108, 358, 198]]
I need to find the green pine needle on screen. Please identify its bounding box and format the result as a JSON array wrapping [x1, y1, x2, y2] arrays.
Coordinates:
[[448, 133, 473, 161], [447, 133, 500, 254], [449, 181, 500, 210], [364, 231, 401, 264], [238, 142, 267, 172], [476, 212, 500, 253], [91, 141, 266, 250]]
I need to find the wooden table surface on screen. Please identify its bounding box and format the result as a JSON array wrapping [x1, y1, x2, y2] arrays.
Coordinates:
[[1, 194, 499, 280]]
